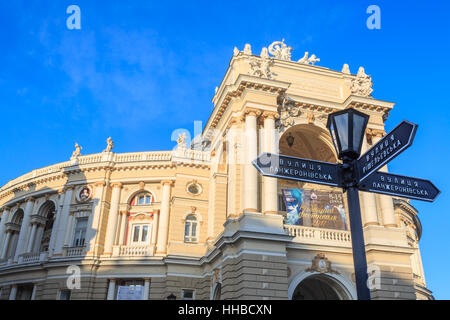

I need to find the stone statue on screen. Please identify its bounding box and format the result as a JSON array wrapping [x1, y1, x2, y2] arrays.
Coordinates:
[[243, 44, 252, 55], [341, 63, 350, 74], [103, 137, 114, 152], [276, 94, 301, 131], [248, 48, 273, 79], [268, 39, 292, 61], [233, 47, 239, 56], [351, 67, 373, 97], [297, 52, 320, 65], [71, 143, 82, 159], [177, 132, 187, 148]]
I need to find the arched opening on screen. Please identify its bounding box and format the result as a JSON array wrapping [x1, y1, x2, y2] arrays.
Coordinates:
[[279, 124, 337, 163], [3, 209, 24, 259], [292, 274, 351, 300], [37, 201, 56, 253]]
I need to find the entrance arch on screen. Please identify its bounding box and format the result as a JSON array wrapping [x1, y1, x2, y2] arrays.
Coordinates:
[[279, 124, 337, 163], [288, 272, 356, 300]]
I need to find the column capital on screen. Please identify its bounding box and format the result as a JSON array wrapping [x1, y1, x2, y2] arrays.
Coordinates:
[[161, 180, 174, 187], [25, 197, 35, 203], [366, 128, 385, 145], [0, 206, 10, 213], [226, 116, 243, 129], [241, 108, 262, 121], [94, 181, 106, 187], [260, 111, 280, 121], [63, 185, 75, 192], [110, 182, 123, 189]]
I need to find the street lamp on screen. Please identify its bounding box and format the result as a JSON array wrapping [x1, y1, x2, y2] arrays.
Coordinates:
[[327, 107, 371, 300], [326, 108, 369, 161]]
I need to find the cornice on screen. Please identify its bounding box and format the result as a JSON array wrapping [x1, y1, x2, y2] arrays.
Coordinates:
[[205, 75, 290, 135]]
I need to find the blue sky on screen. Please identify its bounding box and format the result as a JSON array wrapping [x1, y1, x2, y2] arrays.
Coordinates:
[[0, 0, 449, 298]]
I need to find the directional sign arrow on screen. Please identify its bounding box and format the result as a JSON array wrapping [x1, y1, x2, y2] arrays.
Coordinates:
[[358, 171, 440, 202], [252, 152, 342, 187], [357, 120, 418, 183]]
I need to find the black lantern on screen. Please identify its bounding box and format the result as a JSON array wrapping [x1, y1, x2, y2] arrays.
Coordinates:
[[286, 132, 295, 148], [326, 108, 369, 161]]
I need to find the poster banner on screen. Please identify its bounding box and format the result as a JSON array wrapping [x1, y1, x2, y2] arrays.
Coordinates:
[[282, 189, 347, 230], [116, 285, 144, 300]]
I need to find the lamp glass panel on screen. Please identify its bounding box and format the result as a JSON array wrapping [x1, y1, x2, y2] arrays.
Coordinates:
[[334, 113, 349, 152], [352, 113, 366, 154], [329, 122, 339, 154]]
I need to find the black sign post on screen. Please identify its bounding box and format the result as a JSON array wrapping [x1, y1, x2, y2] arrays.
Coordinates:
[[357, 121, 418, 183], [253, 112, 439, 301]]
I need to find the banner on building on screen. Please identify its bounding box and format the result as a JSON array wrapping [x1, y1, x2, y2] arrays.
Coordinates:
[[116, 285, 144, 300], [282, 189, 348, 230]]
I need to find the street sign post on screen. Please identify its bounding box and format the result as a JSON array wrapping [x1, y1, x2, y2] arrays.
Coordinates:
[[253, 111, 439, 301], [252, 152, 342, 187], [357, 120, 418, 183], [358, 171, 440, 202]]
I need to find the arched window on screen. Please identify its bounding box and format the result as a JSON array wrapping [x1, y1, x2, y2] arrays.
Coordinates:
[[184, 215, 198, 243], [130, 192, 154, 206]]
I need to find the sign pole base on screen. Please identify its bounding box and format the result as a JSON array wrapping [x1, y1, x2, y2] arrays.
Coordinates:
[[346, 186, 371, 300]]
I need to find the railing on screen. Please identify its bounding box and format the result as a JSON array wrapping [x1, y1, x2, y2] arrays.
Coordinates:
[[0, 149, 210, 194], [113, 245, 154, 257], [66, 246, 85, 257], [21, 252, 40, 263], [284, 225, 351, 246]]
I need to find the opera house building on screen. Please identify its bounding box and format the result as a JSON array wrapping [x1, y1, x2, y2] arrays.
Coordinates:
[[0, 41, 431, 300]]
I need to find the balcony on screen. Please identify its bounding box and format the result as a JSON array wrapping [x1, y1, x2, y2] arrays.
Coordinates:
[[112, 245, 155, 257], [284, 225, 352, 247], [64, 246, 86, 257]]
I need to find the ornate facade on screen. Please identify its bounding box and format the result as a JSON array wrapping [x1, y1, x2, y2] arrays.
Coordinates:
[[0, 41, 431, 300]]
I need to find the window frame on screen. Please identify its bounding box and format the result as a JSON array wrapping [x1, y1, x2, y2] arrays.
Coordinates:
[[181, 289, 195, 300], [72, 217, 88, 247], [184, 215, 198, 243], [129, 223, 151, 245]]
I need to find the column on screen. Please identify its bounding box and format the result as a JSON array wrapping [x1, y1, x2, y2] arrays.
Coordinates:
[[243, 109, 260, 213], [104, 183, 123, 254], [143, 278, 150, 300], [1, 231, 12, 259], [151, 210, 159, 246], [0, 207, 11, 257], [26, 223, 38, 253], [262, 111, 278, 214], [107, 279, 116, 300], [54, 187, 73, 255], [156, 181, 172, 254], [48, 189, 65, 255], [371, 134, 397, 228], [63, 213, 75, 248], [360, 135, 379, 226], [9, 284, 17, 300], [31, 284, 37, 300], [15, 198, 35, 261], [86, 182, 106, 255], [118, 211, 128, 245]]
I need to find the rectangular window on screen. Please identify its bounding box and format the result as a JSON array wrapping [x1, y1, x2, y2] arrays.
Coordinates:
[[72, 217, 88, 247], [130, 224, 151, 244], [141, 225, 148, 242], [133, 225, 140, 242], [59, 289, 71, 300], [181, 289, 195, 300]]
